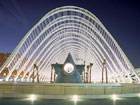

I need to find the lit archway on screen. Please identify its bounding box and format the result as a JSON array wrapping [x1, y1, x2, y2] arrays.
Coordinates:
[[0, 6, 139, 83]]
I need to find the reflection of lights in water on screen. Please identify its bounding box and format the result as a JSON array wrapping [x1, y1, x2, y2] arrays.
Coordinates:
[[28, 94, 37, 101], [138, 93, 140, 97], [112, 94, 118, 101], [111, 94, 119, 105], [72, 95, 78, 101]]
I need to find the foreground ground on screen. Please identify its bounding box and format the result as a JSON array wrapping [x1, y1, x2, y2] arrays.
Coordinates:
[[0, 97, 140, 105]]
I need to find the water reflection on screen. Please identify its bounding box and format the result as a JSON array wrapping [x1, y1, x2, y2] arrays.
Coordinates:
[[1, 94, 140, 105]]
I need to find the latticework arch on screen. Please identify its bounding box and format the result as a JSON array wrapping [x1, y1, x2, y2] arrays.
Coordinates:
[[0, 6, 139, 83]]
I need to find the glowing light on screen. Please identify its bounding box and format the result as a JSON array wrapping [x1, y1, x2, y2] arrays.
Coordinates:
[[72, 95, 78, 101], [112, 94, 118, 101], [64, 63, 74, 73], [3, 73, 6, 76], [29, 94, 37, 101], [5, 77, 8, 81], [138, 93, 140, 97]]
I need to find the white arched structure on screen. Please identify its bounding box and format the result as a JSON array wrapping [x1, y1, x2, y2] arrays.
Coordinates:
[[0, 6, 139, 83]]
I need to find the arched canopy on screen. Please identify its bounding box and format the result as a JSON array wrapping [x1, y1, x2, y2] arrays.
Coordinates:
[[0, 6, 139, 83]]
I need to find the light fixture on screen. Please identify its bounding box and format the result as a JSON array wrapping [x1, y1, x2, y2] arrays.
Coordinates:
[[138, 93, 140, 97], [3, 73, 6, 76], [64, 63, 74, 74], [29, 94, 37, 101], [112, 94, 118, 101], [72, 95, 78, 101]]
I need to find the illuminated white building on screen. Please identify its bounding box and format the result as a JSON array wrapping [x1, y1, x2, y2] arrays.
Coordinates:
[[0, 6, 139, 83]]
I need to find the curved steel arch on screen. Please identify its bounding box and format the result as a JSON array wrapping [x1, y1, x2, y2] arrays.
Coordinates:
[[38, 41, 103, 79], [20, 31, 106, 81], [0, 6, 139, 83]]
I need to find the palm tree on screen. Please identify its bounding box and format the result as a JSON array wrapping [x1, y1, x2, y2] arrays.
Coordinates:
[[89, 63, 93, 83], [34, 64, 39, 83]]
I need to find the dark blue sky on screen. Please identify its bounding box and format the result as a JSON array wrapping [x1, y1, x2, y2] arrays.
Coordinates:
[[0, 0, 140, 68]]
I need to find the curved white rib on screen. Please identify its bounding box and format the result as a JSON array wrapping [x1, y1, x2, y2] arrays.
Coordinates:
[[0, 6, 139, 83]]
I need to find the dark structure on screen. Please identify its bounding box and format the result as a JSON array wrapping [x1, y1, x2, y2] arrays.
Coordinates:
[[52, 53, 85, 83]]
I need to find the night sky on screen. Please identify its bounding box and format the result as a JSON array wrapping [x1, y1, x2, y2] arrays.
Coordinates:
[[0, 0, 140, 68]]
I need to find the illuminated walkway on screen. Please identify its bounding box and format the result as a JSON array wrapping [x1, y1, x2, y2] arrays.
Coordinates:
[[0, 6, 139, 83], [0, 93, 140, 105]]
